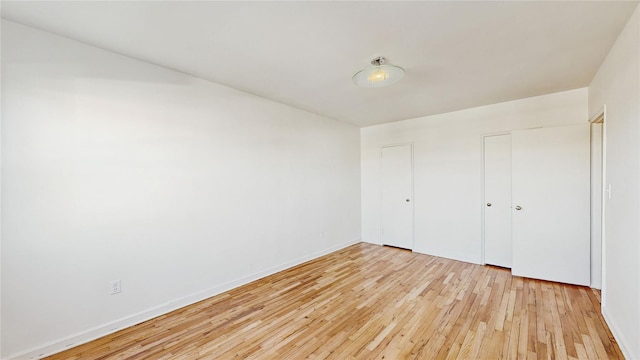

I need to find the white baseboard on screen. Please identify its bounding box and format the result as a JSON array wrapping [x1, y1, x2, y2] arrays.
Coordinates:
[[602, 307, 635, 360], [4, 238, 360, 360]]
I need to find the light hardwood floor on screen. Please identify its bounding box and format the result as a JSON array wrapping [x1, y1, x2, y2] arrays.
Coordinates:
[[46, 243, 622, 359]]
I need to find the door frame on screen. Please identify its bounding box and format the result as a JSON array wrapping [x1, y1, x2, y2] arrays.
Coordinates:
[[481, 132, 511, 265], [589, 106, 607, 295], [380, 143, 415, 250]]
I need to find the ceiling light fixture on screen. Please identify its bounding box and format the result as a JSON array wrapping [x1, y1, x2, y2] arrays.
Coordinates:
[[352, 56, 405, 88]]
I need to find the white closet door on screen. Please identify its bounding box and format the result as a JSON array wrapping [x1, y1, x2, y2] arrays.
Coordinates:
[[512, 124, 590, 285], [381, 145, 414, 250], [483, 134, 512, 268]]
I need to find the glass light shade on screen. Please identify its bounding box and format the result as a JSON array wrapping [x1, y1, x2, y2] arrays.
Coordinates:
[[352, 64, 405, 88]]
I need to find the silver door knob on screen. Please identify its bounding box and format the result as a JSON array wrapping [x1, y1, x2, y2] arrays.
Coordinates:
[[515, 206, 522, 210], [405, 199, 410, 202], [486, 203, 492, 207]]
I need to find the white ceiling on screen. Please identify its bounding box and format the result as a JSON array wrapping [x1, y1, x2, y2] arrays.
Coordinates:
[[2, 1, 637, 127]]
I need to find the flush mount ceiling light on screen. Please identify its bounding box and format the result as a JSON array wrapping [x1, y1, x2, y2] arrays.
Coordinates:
[[352, 56, 405, 88]]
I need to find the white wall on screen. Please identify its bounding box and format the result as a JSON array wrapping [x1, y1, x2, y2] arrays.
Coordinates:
[[588, 5, 640, 359], [362, 88, 587, 264], [0, 20, 361, 359]]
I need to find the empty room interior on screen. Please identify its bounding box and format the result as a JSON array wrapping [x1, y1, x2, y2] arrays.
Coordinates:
[[1, 1, 640, 359]]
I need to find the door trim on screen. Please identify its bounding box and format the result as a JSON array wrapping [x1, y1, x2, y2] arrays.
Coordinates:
[[589, 105, 607, 296]]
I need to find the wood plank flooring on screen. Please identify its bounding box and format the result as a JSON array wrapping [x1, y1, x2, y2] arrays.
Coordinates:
[[46, 243, 623, 359]]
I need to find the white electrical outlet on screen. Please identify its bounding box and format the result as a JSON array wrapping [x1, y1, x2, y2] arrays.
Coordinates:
[[110, 280, 121, 295]]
